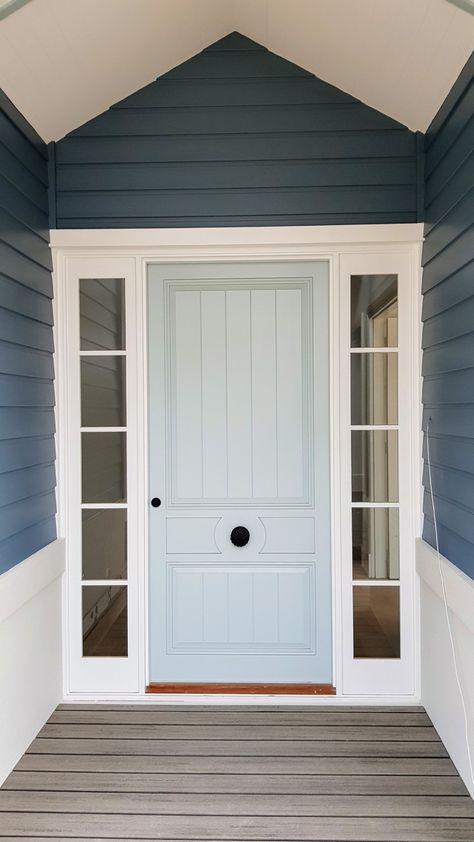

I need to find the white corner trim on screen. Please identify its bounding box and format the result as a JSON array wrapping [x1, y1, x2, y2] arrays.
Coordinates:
[[0, 539, 65, 625], [416, 538, 474, 635], [50, 223, 424, 251]]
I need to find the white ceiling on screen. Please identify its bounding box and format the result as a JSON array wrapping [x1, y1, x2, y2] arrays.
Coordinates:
[[0, 0, 472, 142]]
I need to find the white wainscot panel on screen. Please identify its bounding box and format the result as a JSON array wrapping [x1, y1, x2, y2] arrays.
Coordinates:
[[166, 518, 221, 554], [260, 517, 315, 554], [168, 564, 314, 654]]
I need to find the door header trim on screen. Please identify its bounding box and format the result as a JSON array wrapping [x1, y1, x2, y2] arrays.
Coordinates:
[[51, 223, 424, 252]]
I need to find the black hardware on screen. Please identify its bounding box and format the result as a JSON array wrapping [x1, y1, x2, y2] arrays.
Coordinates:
[[230, 526, 250, 547], [151, 497, 161, 508]]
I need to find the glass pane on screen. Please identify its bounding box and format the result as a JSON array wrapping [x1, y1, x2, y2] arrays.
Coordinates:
[[351, 275, 398, 348], [80, 279, 125, 351], [82, 432, 126, 503], [352, 508, 399, 580], [82, 509, 127, 580], [353, 585, 400, 658], [352, 430, 398, 502], [351, 353, 398, 425], [82, 585, 128, 657], [81, 356, 126, 427]]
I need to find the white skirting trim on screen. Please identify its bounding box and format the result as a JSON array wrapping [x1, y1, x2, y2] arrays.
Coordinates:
[[417, 538, 474, 798], [61, 693, 421, 705], [0, 539, 65, 785]]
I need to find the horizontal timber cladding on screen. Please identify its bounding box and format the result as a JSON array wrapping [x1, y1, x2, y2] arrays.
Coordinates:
[[51, 32, 422, 229], [421, 52, 474, 580], [0, 89, 56, 574]]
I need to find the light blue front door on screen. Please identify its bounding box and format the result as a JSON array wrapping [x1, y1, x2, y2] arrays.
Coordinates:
[[148, 261, 331, 683]]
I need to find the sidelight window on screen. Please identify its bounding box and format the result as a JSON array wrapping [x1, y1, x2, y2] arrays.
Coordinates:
[[350, 274, 401, 660], [79, 278, 128, 657]]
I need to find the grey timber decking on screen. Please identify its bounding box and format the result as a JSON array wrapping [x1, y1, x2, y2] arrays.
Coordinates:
[[0, 705, 473, 841]]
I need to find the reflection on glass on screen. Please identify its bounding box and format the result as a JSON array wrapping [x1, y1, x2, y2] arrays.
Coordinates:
[[82, 433, 126, 503], [351, 354, 398, 425], [80, 279, 125, 351], [81, 356, 126, 427], [351, 275, 398, 348], [82, 585, 128, 657], [352, 508, 399, 580], [353, 585, 400, 658], [82, 509, 127, 580], [352, 430, 398, 502]]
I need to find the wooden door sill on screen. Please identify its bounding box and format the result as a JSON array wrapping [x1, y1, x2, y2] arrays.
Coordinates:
[[146, 682, 336, 695]]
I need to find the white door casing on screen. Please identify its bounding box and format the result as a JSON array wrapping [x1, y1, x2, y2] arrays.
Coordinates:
[[53, 224, 422, 699]]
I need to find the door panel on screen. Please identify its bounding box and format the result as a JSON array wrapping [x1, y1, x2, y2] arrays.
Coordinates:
[[148, 261, 330, 683], [169, 564, 313, 652]]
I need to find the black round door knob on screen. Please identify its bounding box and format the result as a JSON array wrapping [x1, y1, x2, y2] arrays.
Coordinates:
[[151, 497, 162, 508], [230, 526, 250, 547]]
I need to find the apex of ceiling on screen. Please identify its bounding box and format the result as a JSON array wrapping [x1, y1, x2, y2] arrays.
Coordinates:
[[203, 32, 266, 52]]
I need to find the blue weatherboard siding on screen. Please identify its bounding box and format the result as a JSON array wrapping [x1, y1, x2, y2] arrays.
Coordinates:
[[422, 53, 474, 580], [0, 89, 56, 574], [50, 32, 422, 229]]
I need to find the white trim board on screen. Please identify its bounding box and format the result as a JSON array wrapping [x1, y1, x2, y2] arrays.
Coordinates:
[[60, 694, 422, 705], [417, 538, 474, 634], [0, 540, 64, 786], [51, 224, 424, 252], [417, 538, 474, 798], [0, 538, 65, 624]]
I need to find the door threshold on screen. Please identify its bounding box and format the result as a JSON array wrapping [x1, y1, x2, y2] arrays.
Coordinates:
[[146, 682, 336, 695]]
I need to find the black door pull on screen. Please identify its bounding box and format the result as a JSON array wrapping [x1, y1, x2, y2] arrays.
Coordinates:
[[151, 497, 161, 508], [230, 526, 250, 547]]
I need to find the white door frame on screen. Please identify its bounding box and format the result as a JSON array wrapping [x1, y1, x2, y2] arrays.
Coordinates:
[[52, 224, 423, 703]]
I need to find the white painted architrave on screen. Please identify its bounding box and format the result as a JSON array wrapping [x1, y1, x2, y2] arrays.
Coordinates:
[[53, 224, 423, 699]]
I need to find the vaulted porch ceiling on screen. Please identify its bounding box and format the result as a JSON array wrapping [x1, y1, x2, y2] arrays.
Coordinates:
[[0, 0, 472, 141]]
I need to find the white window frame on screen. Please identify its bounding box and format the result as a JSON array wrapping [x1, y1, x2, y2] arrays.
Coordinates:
[[53, 224, 423, 702], [339, 252, 417, 695]]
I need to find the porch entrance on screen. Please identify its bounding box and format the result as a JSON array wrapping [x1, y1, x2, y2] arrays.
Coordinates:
[[147, 261, 332, 683]]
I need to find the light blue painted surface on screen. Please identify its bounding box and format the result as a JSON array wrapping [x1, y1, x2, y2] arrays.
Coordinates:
[[148, 261, 331, 682]]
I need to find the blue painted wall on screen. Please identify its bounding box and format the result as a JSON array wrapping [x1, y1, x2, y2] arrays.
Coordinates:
[[50, 32, 423, 229], [0, 90, 56, 574], [422, 53, 474, 580]]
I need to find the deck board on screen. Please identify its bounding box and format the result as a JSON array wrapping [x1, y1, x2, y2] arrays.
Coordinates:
[[4, 771, 467, 795], [27, 736, 449, 757], [37, 723, 440, 741], [48, 709, 433, 726], [14, 753, 457, 775], [1, 791, 473, 817], [1, 704, 472, 841]]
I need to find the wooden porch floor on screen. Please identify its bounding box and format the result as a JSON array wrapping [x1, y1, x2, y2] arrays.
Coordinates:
[[0, 705, 473, 841]]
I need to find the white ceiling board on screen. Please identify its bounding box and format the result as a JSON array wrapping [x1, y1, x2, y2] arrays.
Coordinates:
[[0, 0, 231, 141], [0, 0, 472, 141], [232, 0, 474, 132]]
